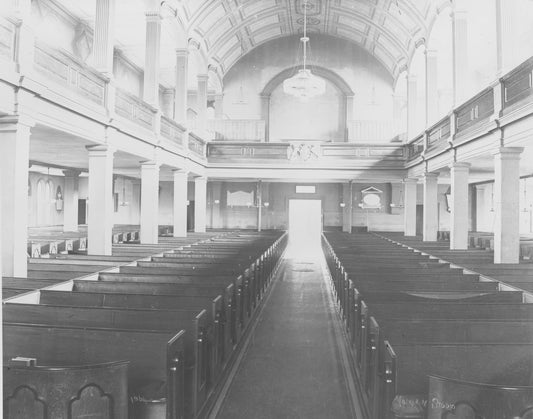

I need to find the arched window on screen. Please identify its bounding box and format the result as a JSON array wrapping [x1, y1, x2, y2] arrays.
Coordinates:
[[36, 179, 53, 226]]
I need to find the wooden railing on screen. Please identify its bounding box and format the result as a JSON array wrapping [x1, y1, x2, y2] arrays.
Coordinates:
[[406, 134, 424, 160], [426, 116, 451, 152], [206, 119, 266, 141], [34, 43, 107, 106], [207, 141, 406, 164], [454, 87, 494, 133], [0, 17, 15, 63], [501, 56, 533, 113], [160, 116, 185, 146], [406, 56, 533, 163], [114, 88, 157, 130], [347, 120, 398, 142], [188, 133, 206, 158]]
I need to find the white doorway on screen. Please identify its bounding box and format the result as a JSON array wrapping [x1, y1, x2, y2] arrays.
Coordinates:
[[288, 199, 322, 256]]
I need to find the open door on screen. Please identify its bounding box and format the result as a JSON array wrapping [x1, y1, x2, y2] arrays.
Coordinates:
[[288, 199, 322, 253]]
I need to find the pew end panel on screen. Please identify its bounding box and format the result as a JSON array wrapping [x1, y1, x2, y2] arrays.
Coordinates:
[[4, 361, 129, 419]]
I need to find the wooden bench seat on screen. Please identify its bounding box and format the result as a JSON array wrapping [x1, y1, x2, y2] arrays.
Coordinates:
[[4, 361, 129, 419], [39, 289, 233, 369], [76, 279, 242, 344], [4, 303, 212, 418], [352, 281, 501, 292], [27, 270, 83, 280], [427, 374, 533, 419], [3, 324, 185, 419], [28, 263, 110, 273], [3, 289, 31, 298]]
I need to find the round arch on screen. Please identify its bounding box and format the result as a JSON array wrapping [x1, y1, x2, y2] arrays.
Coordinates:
[[260, 66, 355, 142]]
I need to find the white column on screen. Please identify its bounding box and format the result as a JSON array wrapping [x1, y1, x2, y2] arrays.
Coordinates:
[[0, 116, 32, 277], [425, 48, 439, 124], [13, 0, 34, 74], [140, 161, 160, 244], [143, 11, 162, 106], [93, 0, 115, 76], [174, 49, 189, 123], [257, 181, 263, 232], [495, 0, 518, 76], [404, 178, 418, 236], [450, 162, 471, 250], [407, 74, 418, 139], [87, 145, 114, 256], [214, 94, 224, 119], [493, 147, 523, 264], [475, 184, 489, 231], [342, 182, 353, 233], [197, 74, 209, 128], [194, 176, 207, 233], [63, 170, 81, 232], [423, 172, 439, 242], [173, 170, 188, 237], [452, 9, 469, 105]]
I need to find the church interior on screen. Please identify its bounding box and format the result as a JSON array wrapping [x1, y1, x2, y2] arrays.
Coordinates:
[[2, 0, 533, 418]]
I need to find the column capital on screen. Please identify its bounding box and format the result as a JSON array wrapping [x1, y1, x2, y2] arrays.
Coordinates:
[[175, 48, 189, 57], [450, 162, 471, 170], [403, 178, 418, 184], [63, 169, 82, 178], [86, 144, 114, 156], [422, 172, 439, 180], [425, 48, 438, 58], [145, 11, 162, 22], [197, 74, 209, 82], [407, 74, 417, 82], [492, 147, 524, 159], [0, 115, 35, 130], [140, 160, 161, 168], [195, 176, 207, 181], [451, 9, 468, 20]]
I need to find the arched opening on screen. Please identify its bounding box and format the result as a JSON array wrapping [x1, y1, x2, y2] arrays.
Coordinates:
[[261, 66, 354, 142], [36, 179, 53, 226]]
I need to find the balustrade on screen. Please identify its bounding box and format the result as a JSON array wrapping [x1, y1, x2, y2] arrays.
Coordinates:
[[34, 43, 107, 106], [0, 17, 15, 62], [347, 120, 398, 142], [188, 133, 206, 158], [501, 56, 533, 113], [160, 115, 185, 146], [207, 119, 265, 142], [114, 88, 156, 130]]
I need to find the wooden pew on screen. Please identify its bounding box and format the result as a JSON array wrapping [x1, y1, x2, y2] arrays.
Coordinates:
[[3, 303, 212, 418], [115, 267, 255, 322], [4, 361, 129, 419], [39, 289, 233, 370], [74, 279, 242, 347], [426, 375, 533, 419], [3, 324, 185, 419]]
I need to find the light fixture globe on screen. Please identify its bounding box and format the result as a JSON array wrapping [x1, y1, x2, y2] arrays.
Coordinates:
[[283, 69, 326, 99], [283, 0, 325, 101]]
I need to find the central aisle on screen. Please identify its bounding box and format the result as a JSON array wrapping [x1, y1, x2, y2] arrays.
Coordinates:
[[214, 244, 355, 419]]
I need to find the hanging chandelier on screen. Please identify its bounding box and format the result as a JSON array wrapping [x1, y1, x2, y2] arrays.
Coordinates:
[[283, 0, 325, 100]]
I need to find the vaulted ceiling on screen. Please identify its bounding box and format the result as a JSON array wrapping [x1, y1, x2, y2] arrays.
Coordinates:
[[55, 0, 450, 86], [182, 0, 449, 81]]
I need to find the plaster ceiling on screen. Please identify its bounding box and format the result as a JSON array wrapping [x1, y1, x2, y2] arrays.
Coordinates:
[[185, 0, 443, 80], [55, 0, 449, 86]]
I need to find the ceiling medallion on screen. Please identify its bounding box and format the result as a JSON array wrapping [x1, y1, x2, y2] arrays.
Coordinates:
[[283, 0, 326, 100]]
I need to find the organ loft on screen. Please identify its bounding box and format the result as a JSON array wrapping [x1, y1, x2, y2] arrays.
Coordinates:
[[2, 0, 533, 418]]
